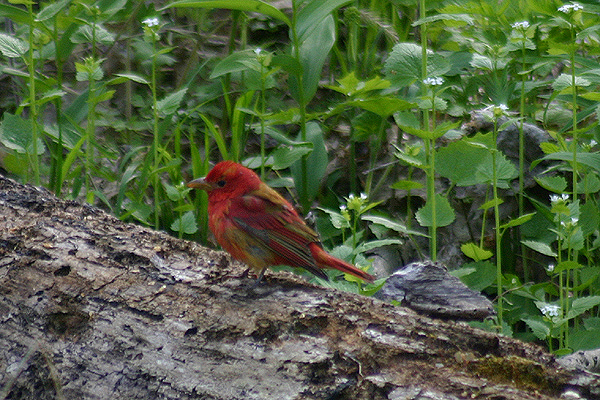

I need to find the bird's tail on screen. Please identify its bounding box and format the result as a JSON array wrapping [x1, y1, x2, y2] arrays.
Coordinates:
[[309, 243, 375, 283]]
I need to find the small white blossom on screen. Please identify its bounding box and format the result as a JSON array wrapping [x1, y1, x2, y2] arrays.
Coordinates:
[[512, 21, 530, 30], [143, 17, 160, 27], [423, 77, 444, 86], [558, 3, 583, 13], [547, 263, 555, 272], [540, 304, 561, 317], [254, 48, 262, 56], [498, 104, 509, 111], [360, 193, 368, 200], [590, 140, 597, 147], [550, 194, 560, 204], [340, 205, 347, 212], [348, 194, 355, 200], [571, 217, 579, 225]]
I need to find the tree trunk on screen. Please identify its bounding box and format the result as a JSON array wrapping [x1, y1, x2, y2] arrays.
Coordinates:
[[0, 175, 597, 400]]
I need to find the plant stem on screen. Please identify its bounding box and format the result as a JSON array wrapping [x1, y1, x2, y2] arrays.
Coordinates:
[[151, 35, 161, 229], [519, 40, 528, 282], [26, 3, 39, 186], [493, 117, 503, 328]]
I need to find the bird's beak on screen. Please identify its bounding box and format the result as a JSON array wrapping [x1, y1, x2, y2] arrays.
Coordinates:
[[186, 177, 213, 191]]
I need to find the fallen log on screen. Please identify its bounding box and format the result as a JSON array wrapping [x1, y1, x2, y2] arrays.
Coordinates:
[[0, 175, 597, 400]]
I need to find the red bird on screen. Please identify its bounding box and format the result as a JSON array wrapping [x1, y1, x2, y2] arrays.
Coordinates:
[[187, 161, 374, 284]]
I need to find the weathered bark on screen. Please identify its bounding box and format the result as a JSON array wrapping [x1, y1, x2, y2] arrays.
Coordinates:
[[0, 175, 597, 400]]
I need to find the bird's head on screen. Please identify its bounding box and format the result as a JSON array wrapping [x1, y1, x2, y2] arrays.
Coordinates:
[[186, 161, 261, 200]]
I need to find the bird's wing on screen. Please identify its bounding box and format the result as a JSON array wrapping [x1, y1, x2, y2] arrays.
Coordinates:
[[225, 184, 328, 279]]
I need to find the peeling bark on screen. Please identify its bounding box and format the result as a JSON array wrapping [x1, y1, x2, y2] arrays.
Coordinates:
[[0, 175, 597, 400]]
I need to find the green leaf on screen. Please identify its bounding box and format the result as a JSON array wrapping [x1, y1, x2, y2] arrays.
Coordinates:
[[344, 97, 414, 117], [391, 179, 423, 191], [36, 0, 70, 21], [535, 175, 568, 193], [479, 198, 504, 211], [499, 213, 535, 230], [355, 239, 404, 254], [384, 42, 450, 87], [290, 122, 328, 205], [361, 215, 429, 237], [522, 318, 551, 340], [415, 194, 456, 227], [109, 73, 150, 85], [554, 261, 583, 274], [171, 211, 198, 235], [566, 296, 600, 320], [290, 14, 336, 103], [0, 113, 45, 155], [317, 207, 350, 230], [295, 0, 352, 41], [450, 261, 495, 291], [0, 4, 30, 24], [156, 88, 188, 115], [540, 152, 600, 174], [210, 50, 261, 79], [0, 32, 28, 58], [163, 0, 291, 26], [461, 242, 493, 261], [521, 240, 557, 257], [577, 173, 600, 194], [580, 201, 600, 236], [271, 146, 313, 170], [71, 24, 115, 45]]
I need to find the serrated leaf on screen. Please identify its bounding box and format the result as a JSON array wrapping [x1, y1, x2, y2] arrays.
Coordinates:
[[361, 215, 429, 237], [156, 88, 188, 115], [317, 207, 350, 230], [554, 260, 583, 274], [521, 240, 557, 257], [170, 211, 198, 235], [566, 296, 600, 320], [522, 318, 551, 340], [461, 242, 493, 261], [0, 32, 28, 58], [535, 175, 567, 193], [415, 194, 456, 227]]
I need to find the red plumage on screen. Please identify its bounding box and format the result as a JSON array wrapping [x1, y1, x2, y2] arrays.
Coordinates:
[[187, 161, 374, 283]]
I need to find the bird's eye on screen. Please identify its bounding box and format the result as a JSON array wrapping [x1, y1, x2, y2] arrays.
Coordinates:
[[217, 180, 226, 187]]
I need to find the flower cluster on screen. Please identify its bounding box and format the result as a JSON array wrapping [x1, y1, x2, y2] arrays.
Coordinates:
[[540, 304, 561, 317], [143, 17, 160, 27], [558, 3, 583, 13], [511, 21, 530, 30], [422, 77, 444, 86], [550, 193, 570, 206]]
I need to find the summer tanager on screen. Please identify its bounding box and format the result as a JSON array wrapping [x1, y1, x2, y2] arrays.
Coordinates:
[[187, 161, 374, 283]]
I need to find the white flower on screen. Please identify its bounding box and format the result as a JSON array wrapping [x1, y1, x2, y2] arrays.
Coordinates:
[[423, 77, 444, 86], [340, 205, 347, 212], [558, 3, 583, 13], [348, 194, 355, 200], [360, 193, 368, 200], [562, 193, 570, 201], [571, 217, 579, 225], [254, 48, 262, 56], [590, 140, 597, 147], [550, 194, 560, 204], [498, 104, 508, 111], [512, 21, 530, 30], [143, 17, 160, 27], [547, 263, 555, 272], [540, 304, 561, 317]]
